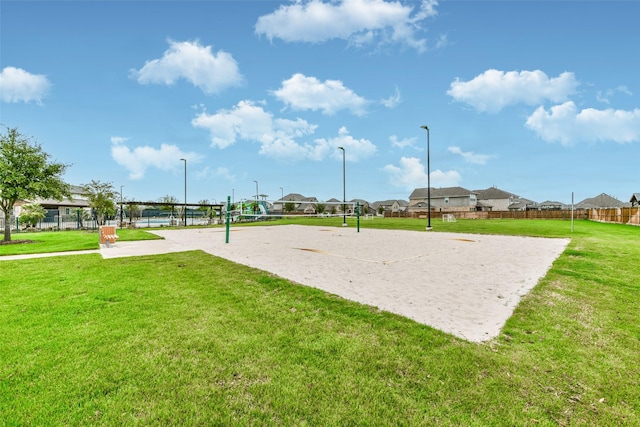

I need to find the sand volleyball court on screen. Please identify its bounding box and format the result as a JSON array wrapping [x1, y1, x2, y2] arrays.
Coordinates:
[[107, 225, 570, 342]]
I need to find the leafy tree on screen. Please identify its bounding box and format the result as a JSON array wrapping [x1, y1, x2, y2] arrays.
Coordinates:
[[81, 180, 116, 225], [19, 202, 46, 229], [378, 205, 385, 215], [0, 127, 70, 242], [127, 202, 141, 221], [316, 203, 326, 214], [284, 201, 295, 213], [197, 199, 215, 219], [73, 207, 91, 228], [158, 195, 179, 219]]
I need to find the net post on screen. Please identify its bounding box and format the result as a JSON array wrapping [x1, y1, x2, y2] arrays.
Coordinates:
[[356, 202, 360, 233], [225, 196, 231, 244]]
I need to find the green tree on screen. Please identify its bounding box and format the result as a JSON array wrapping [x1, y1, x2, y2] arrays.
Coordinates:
[[19, 202, 47, 229], [197, 199, 214, 219], [0, 127, 70, 242], [316, 203, 326, 214], [158, 195, 179, 223], [81, 180, 116, 226], [284, 201, 295, 213]]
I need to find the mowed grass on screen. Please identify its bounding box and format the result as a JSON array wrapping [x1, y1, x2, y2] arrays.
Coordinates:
[[1, 219, 638, 425], [0, 228, 163, 255]]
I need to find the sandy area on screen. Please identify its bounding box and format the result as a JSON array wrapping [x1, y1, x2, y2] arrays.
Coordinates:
[[129, 225, 570, 343]]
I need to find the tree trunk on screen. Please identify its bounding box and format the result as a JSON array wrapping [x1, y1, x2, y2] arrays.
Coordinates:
[[1, 206, 12, 242]]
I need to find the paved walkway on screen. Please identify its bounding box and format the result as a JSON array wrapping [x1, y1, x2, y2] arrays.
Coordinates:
[[0, 238, 184, 261]]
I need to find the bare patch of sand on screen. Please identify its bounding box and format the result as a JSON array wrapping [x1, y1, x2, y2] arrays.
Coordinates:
[[144, 225, 569, 342]]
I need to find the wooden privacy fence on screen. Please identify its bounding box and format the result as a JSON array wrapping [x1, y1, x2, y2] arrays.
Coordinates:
[[396, 208, 640, 225], [587, 207, 640, 225]]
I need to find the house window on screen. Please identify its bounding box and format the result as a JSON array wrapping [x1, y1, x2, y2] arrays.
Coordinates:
[[65, 208, 70, 215], [470, 194, 477, 201], [444, 197, 449, 203]]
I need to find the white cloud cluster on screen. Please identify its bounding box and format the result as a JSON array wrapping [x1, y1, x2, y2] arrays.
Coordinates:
[[130, 39, 243, 94], [0, 67, 51, 104], [526, 102, 640, 146], [389, 135, 416, 148], [448, 68, 640, 145], [255, 0, 438, 52], [191, 100, 377, 161], [447, 69, 578, 113], [272, 73, 368, 116], [447, 146, 494, 165], [110, 136, 202, 179], [383, 156, 461, 190]]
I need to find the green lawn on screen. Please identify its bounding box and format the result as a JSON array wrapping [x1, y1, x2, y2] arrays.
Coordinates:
[[0, 228, 163, 255], [1, 219, 638, 425]]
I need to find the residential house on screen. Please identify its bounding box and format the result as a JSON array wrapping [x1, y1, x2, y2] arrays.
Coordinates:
[[408, 187, 478, 212], [630, 193, 640, 207], [538, 200, 567, 210], [576, 193, 628, 209], [9, 185, 91, 223], [506, 198, 537, 211], [371, 199, 409, 216], [474, 186, 537, 211]]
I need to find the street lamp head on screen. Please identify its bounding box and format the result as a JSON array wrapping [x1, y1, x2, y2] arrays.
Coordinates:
[[337, 146, 344, 151], [420, 125, 429, 131]]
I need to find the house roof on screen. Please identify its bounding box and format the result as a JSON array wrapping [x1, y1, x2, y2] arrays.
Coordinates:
[[630, 193, 640, 203], [576, 193, 627, 208], [539, 200, 564, 206], [409, 186, 476, 199], [473, 187, 517, 200], [281, 193, 307, 201], [373, 199, 410, 207]]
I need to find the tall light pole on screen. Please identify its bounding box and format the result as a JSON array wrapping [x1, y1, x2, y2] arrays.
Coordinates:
[[253, 180, 259, 215], [180, 158, 187, 226], [420, 125, 432, 230], [120, 185, 124, 227], [280, 187, 284, 213], [338, 146, 346, 227]]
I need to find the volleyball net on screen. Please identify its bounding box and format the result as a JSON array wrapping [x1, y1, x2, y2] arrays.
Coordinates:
[[229, 199, 360, 221]]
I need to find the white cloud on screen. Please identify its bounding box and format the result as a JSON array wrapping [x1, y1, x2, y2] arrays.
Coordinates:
[[110, 136, 203, 179], [192, 101, 378, 161], [447, 146, 494, 165], [381, 86, 402, 108], [255, 0, 438, 52], [383, 156, 461, 190], [447, 69, 579, 113], [389, 135, 416, 148], [526, 101, 640, 146], [130, 39, 243, 94], [314, 127, 378, 161], [0, 67, 51, 104], [271, 73, 368, 116], [195, 165, 236, 182], [596, 85, 633, 104]]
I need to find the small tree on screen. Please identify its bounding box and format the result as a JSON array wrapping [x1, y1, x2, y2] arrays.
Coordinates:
[[1, 127, 70, 242], [81, 180, 116, 226], [284, 201, 295, 213], [316, 203, 326, 214], [19, 202, 46, 229], [158, 195, 179, 222]]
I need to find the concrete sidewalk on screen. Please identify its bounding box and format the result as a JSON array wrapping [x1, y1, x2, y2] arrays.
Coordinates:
[[0, 237, 185, 261]]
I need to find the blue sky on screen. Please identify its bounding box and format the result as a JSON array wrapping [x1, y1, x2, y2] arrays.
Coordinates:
[[2, 0, 639, 206]]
